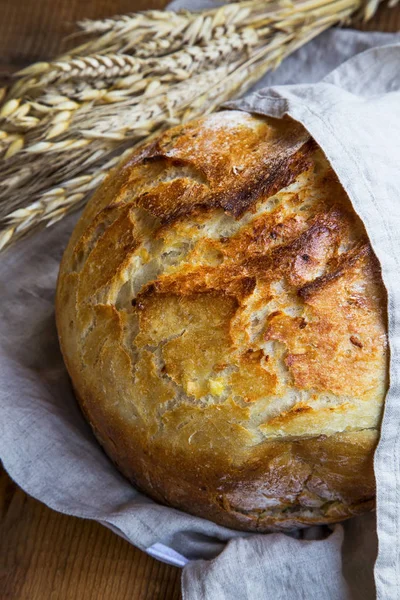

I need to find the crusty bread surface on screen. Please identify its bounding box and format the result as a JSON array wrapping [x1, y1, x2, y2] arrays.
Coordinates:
[[56, 111, 388, 531]]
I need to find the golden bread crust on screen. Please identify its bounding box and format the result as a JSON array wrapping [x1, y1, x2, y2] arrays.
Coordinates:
[[56, 111, 388, 531]]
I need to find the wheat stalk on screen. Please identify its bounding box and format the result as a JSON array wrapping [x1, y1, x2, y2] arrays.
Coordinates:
[[19, 28, 259, 85], [0, 0, 397, 252], [2, 29, 260, 138], [0, 149, 134, 251]]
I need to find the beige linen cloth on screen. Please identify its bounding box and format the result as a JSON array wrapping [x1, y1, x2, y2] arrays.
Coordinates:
[[1, 11, 399, 599]]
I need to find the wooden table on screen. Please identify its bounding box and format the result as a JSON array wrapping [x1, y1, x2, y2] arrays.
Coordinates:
[[0, 1, 399, 598]]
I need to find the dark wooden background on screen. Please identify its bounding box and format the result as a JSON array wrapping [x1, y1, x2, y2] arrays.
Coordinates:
[[1, 1, 399, 598]]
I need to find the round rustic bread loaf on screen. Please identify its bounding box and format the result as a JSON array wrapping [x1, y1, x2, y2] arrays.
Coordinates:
[[56, 110, 388, 531]]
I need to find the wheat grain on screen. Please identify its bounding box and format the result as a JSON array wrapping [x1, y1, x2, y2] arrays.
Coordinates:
[[4, 136, 24, 159], [0, 226, 15, 251], [0, 99, 21, 118], [46, 121, 71, 139]]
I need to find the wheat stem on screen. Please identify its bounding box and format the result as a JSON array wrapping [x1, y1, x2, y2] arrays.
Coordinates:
[[0, 148, 134, 248]]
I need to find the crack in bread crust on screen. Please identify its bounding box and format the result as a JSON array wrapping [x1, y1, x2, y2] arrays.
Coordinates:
[[56, 110, 388, 532]]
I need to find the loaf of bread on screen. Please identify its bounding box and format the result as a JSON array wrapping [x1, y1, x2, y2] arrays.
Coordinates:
[[56, 111, 388, 531]]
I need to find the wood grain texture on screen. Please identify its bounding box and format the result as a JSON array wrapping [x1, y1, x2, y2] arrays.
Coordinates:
[[0, 469, 181, 599], [0, 0, 398, 598]]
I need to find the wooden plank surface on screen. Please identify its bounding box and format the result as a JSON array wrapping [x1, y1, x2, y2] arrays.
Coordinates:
[[0, 470, 181, 599], [0, 1, 399, 599]]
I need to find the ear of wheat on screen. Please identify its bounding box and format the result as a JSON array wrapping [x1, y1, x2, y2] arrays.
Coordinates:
[[0, 0, 396, 252]]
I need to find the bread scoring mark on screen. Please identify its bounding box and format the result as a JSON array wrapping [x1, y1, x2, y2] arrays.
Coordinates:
[[70, 118, 320, 308], [69, 205, 122, 274], [123, 110, 314, 225], [216, 140, 315, 218], [298, 242, 371, 301]]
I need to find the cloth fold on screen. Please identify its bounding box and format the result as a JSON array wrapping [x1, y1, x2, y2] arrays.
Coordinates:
[[182, 527, 350, 600], [1, 17, 399, 600]]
